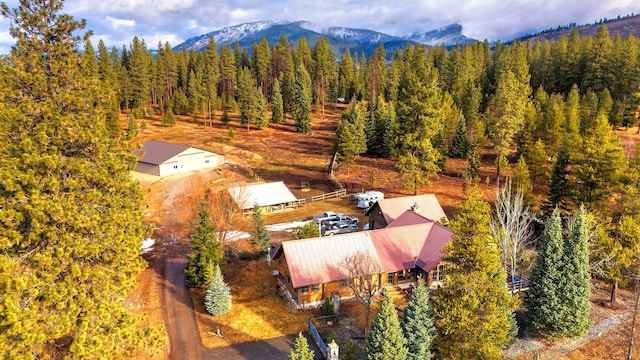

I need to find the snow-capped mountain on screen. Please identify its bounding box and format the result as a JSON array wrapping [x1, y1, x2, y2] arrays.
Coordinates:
[[406, 24, 477, 46], [174, 21, 477, 58], [177, 20, 284, 51]]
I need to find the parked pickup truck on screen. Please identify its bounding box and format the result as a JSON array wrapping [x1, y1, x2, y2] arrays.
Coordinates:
[[314, 212, 358, 226], [322, 222, 358, 236]]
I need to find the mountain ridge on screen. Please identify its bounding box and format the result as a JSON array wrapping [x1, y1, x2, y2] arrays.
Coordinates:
[[173, 20, 475, 58]]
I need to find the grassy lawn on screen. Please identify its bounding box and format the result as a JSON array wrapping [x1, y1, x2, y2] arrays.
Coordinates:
[[192, 258, 311, 347]]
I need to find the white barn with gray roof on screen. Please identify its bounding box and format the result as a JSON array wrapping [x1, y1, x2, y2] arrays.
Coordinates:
[[134, 140, 224, 177]]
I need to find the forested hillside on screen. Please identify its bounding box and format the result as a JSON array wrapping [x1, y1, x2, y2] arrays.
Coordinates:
[[518, 13, 640, 43], [107, 22, 639, 216]]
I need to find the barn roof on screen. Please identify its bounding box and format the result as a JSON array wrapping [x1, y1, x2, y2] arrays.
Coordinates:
[[135, 140, 191, 165], [367, 194, 449, 225], [228, 181, 298, 210], [277, 218, 452, 288]]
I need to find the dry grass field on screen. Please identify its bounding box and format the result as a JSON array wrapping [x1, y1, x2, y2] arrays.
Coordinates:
[[127, 106, 639, 359]]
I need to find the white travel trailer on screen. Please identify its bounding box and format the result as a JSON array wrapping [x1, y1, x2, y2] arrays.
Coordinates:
[[356, 191, 384, 209]]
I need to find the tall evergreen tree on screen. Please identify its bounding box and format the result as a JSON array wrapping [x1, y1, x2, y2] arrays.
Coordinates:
[[289, 333, 315, 360], [525, 208, 566, 338], [336, 102, 367, 170], [97, 39, 122, 138], [542, 144, 573, 214], [364, 291, 408, 360], [487, 69, 530, 176], [204, 263, 232, 316], [311, 37, 336, 120], [574, 113, 624, 213], [271, 78, 284, 124], [0, 1, 158, 357], [128, 36, 151, 113], [255, 90, 268, 130], [185, 200, 224, 288], [251, 204, 270, 253], [512, 156, 535, 208], [401, 279, 436, 360], [434, 187, 517, 359], [293, 62, 312, 134], [449, 115, 469, 158], [237, 67, 258, 130], [558, 206, 591, 337], [394, 46, 444, 194]]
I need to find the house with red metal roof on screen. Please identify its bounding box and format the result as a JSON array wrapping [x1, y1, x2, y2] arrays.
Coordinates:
[[365, 193, 449, 230], [273, 199, 451, 309], [134, 140, 225, 177]]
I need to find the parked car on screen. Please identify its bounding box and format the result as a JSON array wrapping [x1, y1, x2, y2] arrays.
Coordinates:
[[322, 222, 358, 236]]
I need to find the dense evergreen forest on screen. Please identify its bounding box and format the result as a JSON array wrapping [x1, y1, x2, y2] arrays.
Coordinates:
[[108, 24, 639, 216]]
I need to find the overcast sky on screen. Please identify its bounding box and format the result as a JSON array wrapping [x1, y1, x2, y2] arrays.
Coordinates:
[[0, 0, 638, 54]]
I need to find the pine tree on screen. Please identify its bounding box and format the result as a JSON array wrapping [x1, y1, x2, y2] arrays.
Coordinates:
[[297, 221, 320, 239], [401, 279, 436, 360], [204, 263, 232, 316], [237, 67, 258, 130], [542, 144, 573, 215], [97, 39, 123, 138], [512, 157, 535, 208], [449, 115, 469, 158], [558, 206, 591, 337], [364, 291, 408, 360], [0, 1, 158, 357], [394, 46, 444, 194], [271, 78, 284, 124], [185, 200, 224, 288], [289, 333, 315, 360], [487, 67, 531, 176], [525, 208, 566, 339], [255, 90, 268, 130], [574, 113, 624, 213], [466, 131, 482, 181], [336, 102, 367, 170], [161, 104, 176, 127], [434, 187, 517, 359], [252, 203, 270, 253], [293, 62, 312, 133]]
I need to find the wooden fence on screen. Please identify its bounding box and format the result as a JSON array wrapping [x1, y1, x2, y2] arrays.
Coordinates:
[[310, 189, 347, 203]]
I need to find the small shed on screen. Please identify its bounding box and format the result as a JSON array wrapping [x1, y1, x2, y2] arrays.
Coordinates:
[[227, 181, 300, 214], [134, 140, 224, 177]]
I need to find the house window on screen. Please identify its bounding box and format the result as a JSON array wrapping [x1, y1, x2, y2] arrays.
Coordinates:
[[173, 165, 178, 169], [301, 286, 308, 294], [432, 264, 444, 282], [339, 279, 348, 287], [205, 159, 210, 164], [312, 284, 320, 292], [387, 272, 394, 284]]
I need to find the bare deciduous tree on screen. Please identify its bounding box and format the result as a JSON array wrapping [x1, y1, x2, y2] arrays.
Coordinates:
[[339, 250, 382, 336], [208, 186, 250, 245], [490, 177, 535, 293]]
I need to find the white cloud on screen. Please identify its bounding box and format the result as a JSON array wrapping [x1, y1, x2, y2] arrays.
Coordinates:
[[106, 16, 135, 31], [0, 0, 638, 53]]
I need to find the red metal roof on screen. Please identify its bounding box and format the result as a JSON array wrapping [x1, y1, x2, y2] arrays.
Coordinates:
[[280, 232, 379, 288], [279, 216, 452, 288], [375, 194, 448, 225]]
